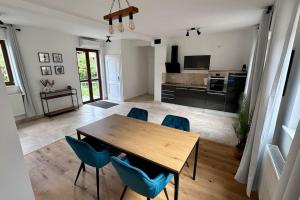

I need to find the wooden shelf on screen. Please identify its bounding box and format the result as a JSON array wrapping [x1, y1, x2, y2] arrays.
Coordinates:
[[40, 88, 79, 117], [44, 106, 77, 117]]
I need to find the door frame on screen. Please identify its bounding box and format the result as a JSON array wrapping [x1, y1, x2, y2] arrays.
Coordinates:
[[76, 48, 103, 104]]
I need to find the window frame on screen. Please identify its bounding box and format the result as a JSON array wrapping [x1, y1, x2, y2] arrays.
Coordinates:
[[0, 40, 14, 85]]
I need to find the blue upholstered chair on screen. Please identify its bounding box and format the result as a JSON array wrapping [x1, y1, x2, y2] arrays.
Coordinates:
[[161, 115, 191, 167], [161, 115, 190, 132], [65, 136, 113, 200], [127, 107, 148, 121], [111, 156, 173, 200]]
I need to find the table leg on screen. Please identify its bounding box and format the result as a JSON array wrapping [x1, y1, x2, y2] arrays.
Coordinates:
[[193, 139, 199, 180], [174, 174, 179, 200]]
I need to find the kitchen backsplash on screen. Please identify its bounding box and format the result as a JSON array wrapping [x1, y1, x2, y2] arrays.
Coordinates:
[[162, 73, 208, 86]]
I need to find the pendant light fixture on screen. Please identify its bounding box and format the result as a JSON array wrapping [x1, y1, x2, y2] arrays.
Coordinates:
[[118, 15, 124, 32], [129, 12, 135, 30], [103, 0, 139, 34], [108, 18, 114, 34]]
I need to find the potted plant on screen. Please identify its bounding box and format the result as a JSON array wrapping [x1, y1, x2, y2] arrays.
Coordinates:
[[233, 95, 251, 159]]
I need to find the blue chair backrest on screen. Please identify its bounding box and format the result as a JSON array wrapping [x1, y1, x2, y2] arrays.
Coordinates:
[[65, 136, 110, 168], [127, 107, 148, 121], [161, 115, 190, 132], [111, 157, 158, 197]]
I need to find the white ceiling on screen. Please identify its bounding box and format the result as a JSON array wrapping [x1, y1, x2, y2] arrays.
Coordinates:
[[0, 0, 274, 40]]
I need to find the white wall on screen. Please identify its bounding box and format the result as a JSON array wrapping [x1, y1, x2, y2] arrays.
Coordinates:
[[13, 26, 81, 115], [166, 28, 257, 72], [104, 39, 152, 101], [121, 40, 151, 100], [154, 45, 167, 101], [147, 47, 155, 95], [0, 73, 34, 200]]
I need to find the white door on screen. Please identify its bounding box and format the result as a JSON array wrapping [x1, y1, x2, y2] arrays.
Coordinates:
[[105, 55, 122, 101]]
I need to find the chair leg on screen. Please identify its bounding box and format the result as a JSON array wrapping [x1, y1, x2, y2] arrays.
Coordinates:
[[185, 161, 189, 168], [74, 162, 84, 185], [82, 162, 86, 171], [96, 168, 100, 200], [120, 186, 128, 200], [164, 188, 169, 200]]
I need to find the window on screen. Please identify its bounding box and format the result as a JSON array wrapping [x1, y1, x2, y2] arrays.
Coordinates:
[[0, 40, 14, 85]]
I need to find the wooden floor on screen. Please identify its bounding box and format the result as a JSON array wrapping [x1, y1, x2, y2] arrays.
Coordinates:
[[25, 138, 257, 200]]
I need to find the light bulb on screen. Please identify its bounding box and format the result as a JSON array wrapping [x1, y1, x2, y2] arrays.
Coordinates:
[[118, 23, 124, 32], [118, 15, 124, 32], [109, 25, 114, 34], [129, 13, 135, 30], [108, 18, 114, 34]]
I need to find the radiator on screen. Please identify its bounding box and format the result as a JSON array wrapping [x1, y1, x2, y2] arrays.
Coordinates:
[[259, 144, 285, 200], [7, 92, 25, 117]]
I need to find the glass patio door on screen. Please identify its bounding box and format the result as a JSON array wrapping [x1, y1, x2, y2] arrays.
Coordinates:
[[76, 48, 102, 103]]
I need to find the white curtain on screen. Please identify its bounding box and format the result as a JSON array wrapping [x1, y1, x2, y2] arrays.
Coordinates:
[[5, 25, 36, 117], [274, 121, 300, 200], [247, 11, 272, 111], [235, 0, 300, 196]]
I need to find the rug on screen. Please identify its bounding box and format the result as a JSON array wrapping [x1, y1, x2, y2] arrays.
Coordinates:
[[88, 100, 119, 109]]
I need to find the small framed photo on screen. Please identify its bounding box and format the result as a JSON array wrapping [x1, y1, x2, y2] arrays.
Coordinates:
[[54, 65, 64, 75], [38, 52, 50, 63], [40, 66, 52, 76], [52, 53, 63, 63]]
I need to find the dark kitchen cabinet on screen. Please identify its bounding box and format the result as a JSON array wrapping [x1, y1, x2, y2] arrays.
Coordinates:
[[174, 87, 189, 105], [188, 88, 206, 107], [205, 91, 226, 111], [161, 83, 241, 113], [161, 85, 176, 103]]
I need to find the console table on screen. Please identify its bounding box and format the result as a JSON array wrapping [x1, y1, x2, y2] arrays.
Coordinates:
[[40, 88, 79, 117]]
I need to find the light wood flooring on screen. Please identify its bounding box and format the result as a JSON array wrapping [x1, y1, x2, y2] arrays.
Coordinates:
[[25, 138, 257, 200], [18, 95, 238, 155]]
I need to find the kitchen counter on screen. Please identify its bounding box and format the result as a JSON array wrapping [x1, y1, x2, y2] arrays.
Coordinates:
[[162, 83, 207, 89]]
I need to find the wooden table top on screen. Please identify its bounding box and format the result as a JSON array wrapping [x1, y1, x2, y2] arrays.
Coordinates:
[[77, 114, 200, 173]]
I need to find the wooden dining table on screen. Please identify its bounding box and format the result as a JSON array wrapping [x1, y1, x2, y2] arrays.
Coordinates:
[[76, 114, 200, 200]]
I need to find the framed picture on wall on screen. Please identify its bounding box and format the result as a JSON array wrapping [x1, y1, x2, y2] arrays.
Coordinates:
[[52, 53, 63, 63], [38, 52, 50, 63], [40, 66, 52, 76], [54, 65, 64, 75]]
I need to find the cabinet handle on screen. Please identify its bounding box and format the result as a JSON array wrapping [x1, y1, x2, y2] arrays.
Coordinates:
[[162, 89, 175, 93], [189, 89, 206, 92], [162, 93, 174, 96], [207, 92, 225, 96], [176, 88, 188, 90], [162, 97, 175, 100]]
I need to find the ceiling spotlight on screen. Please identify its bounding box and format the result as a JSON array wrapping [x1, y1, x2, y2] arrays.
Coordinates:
[[186, 30, 189, 37], [197, 29, 201, 35], [106, 36, 112, 43]]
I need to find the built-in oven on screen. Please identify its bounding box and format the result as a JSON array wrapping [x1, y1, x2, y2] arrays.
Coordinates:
[[207, 73, 228, 93]]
